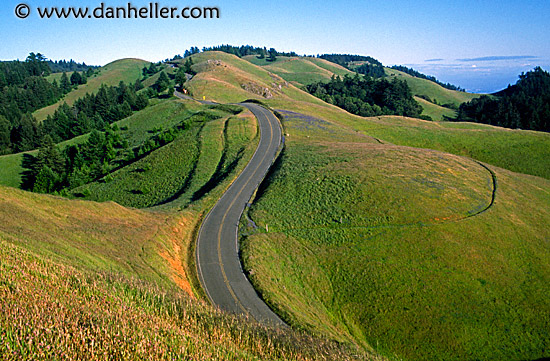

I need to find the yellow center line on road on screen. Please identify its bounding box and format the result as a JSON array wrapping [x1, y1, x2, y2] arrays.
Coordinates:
[[216, 105, 275, 319]]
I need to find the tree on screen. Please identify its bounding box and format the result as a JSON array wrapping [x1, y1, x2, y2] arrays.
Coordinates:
[[0, 115, 11, 153], [257, 48, 266, 59], [70, 71, 82, 85], [267, 48, 277, 62], [25, 52, 50, 76], [458, 67, 550, 132], [33, 166, 58, 193], [60, 72, 71, 93], [175, 67, 187, 87], [153, 71, 170, 93], [183, 58, 195, 75], [11, 113, 40, 152], [135, 93, 149, 110]]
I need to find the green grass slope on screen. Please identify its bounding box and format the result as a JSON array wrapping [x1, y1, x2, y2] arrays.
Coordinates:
[[33, 58, 148, 121], [345, 115, 550, 180], [0, 133, 90, 188], [0, 185, 379, 360], [415, 96, 457, 120], [45, 71, 84, 83], [0, 98, 188, 189], [182, 51, 331, 106], [242, 112, 550, 360], [243, 56, 477, 119], [74, 102, 257, 209], [5, 51, 548, 360], [177, 52, 550, 360], [385, 68, 481, 108], [243, 55, 353, 87], [0, 184, 181, 287]]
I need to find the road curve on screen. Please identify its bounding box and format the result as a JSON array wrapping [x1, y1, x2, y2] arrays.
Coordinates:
[[195, 102, 285, 326]]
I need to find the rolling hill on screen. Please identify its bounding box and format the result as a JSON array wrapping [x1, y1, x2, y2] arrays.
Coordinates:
[[0, 184, 373, 360], [176, 51, 550, 360], [239, 54, 481, 121], [0, 83, 375, 359], [33, 58, 148, 121], [385, 67, 481, 107], [242, 115, 550, 360], [1, 50, 549, 361], [243, 55, 353, 87]]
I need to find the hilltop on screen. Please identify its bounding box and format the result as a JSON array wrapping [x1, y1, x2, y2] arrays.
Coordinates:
[[33, 58, 149, 121]]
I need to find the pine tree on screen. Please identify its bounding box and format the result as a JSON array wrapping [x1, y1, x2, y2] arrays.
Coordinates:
[[33, 166, 58, 193], [175, 67, 187, 87], [60, 72, 71, 93], [153, 71, 170, 93], [11, 113, 39, 152], [267, 48, 277, 62], [0, 115, 11, 153], [70, 71, 82, 85]]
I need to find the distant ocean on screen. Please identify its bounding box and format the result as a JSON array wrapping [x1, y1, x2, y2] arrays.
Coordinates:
[[411, 61, 549, 94], [442, 74, 519, 94]]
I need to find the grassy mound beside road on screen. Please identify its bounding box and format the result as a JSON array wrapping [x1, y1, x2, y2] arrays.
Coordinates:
[[241, 110, 550, 361]]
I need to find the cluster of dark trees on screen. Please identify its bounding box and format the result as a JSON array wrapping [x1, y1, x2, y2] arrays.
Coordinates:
[[390, 65, 465, 92], [202, 44, 298, 59], [317, 54, 385, 78], [318, 54, 383, 68], [306, 74, 422, 118], [173, 45, 300, 62], [2, 80, 147, 155], [175, 58, 196, 87], [22, 106, 205, 194], [457, 67, 550, 132], [1, 54, 57, 119], [47, 59, 97, 73], [141, 62, 175, 94], [152, 72, 171, 93], [0, 53, 97, 154], [43, 82, 148, 143], [142, 62, 162, 77], [354, 63, 386, 78], [21, 128, 126, 193], [183, 46, 201, 58]]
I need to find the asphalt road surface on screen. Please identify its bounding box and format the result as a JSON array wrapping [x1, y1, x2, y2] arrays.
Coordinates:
[[195, 101, 285, 326]]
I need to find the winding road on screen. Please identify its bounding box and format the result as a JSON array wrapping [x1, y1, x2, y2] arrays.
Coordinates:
[[195, 101, 285, 326]]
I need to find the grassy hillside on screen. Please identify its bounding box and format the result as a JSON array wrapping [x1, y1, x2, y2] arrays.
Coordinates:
[[243, 55, 353, 87], [33, 58, 148, 121], [243, 55, 477, 120], [72, 101, 257, 209], [45, 70, 84, 83], [179, 52, 550, 360], [0, 184, 180, 286], [385, 67, 480, 108], [0, 184, 378, 360], [4, 51, 549, 360], [0, 98, 183, 189], [343, 115, 550, 180], [0, 132, 90, 188], [182, 51, 330, 106], [265, 95, 550, 180], [415, 96, 457, 120], [241, 111, 550, 360]]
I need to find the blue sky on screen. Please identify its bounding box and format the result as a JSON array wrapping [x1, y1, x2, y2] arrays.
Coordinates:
[[1, 0, 549, 92]]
